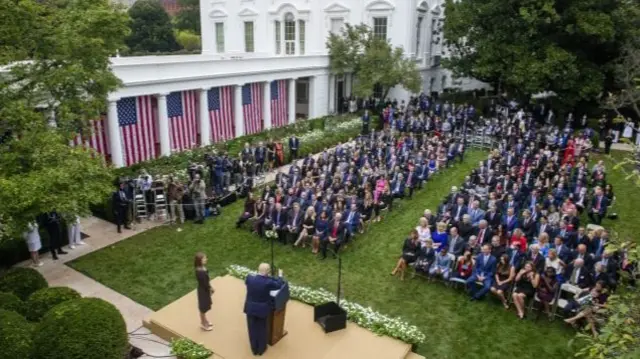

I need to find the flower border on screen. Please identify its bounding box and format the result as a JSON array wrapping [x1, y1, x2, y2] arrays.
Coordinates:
[[226, 264, 426, 345]]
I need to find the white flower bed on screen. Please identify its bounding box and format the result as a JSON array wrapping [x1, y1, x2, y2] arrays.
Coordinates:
[[227, 264, 426, 345]]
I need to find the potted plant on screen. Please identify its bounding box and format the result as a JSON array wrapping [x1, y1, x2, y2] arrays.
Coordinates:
[[170, 338, 213, 359]]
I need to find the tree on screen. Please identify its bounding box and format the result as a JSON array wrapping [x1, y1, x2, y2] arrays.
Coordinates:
[[174, 30, 201, 52], [326, 23, 421, 100], [126, 0, 179, 54], [174, 0, 200, 34], [442, 0, 640, 106], [574, 41, 640, 359], [0, 0, 128, 239]]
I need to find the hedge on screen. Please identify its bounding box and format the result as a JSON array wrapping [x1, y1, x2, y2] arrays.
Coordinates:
[[0, 291, 24, 315], [26, 287, 81, 322], [0, 309, 34, 359], [33, 298, 128, 359], [0, 267, 48, 300], [93, 115, 373, 223]]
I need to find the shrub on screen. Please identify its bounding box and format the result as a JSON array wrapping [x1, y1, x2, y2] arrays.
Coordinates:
[[0, 267, 48, 300], [0, 291, 24, 314], [26, 287, 81, 321], [0, 309, 34, 359], [175, 30, 201, 51], [33, 298, 128, 359], [170, 337, 213, 359]]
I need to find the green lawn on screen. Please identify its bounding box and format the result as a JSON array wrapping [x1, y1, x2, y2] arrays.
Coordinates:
[[70, 150, 585, 359]]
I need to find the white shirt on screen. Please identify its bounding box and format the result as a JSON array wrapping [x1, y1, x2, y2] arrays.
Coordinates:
[[416, 225, 431, 244]]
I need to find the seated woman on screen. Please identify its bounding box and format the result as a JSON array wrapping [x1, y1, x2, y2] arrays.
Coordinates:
[[235, 192, 256, 228], [294, 206, 316, 248], [509, 228, 528, 254], [429, 246, 452, 280], [513, 261, 540, 319], [545, 248, 564, 277], [373, 184, 393, 222], [431, 222, 449, 252], [360, 194, 374, 227], [564, 280, 608, 337], [390, 229, 421, 281], [415, 217, 432, 246], [491, 254, 516, 309], [312, 211, 329, 255], [533, 232, 551, 257], [537, 267, 559, 318], [454, 250, 474, 280], [415, 240, 436, 275]]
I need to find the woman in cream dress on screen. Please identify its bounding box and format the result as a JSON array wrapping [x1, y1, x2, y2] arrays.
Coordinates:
[[24, 222, 43, 267]]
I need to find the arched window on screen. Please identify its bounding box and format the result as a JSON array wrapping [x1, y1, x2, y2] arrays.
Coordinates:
[[284, 12, 296, 55]]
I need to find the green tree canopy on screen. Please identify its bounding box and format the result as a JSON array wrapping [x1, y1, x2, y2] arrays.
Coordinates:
[[442, 0, 640, 105], [126, 0, 179, 54], [326, 23, 421, 100], [0, 0, 128, 239], [174, 0, 200, 34]]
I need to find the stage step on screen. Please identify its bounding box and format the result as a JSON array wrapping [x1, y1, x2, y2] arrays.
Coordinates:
[[404, 352, 426, 359]]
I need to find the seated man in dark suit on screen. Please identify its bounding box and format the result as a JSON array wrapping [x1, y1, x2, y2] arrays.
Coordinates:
[[390, 173, 406, 199], [285, 202, 302, 245], [525, 244, 545, 274], [272, 203, 288, 244], [587, 186, 608, 225], [564, 258, 594, 289], [321, 213, 346, 259], [474, 220, 493, 245], [342, 203, 361, 239], [466, 244, 497, 301], [244, 263, 284, 356], [571, 244, 595, 270], [506, 242, 525, 271]]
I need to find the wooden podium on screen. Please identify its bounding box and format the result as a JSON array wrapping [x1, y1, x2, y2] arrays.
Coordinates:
[[267, 282, 289, 346]]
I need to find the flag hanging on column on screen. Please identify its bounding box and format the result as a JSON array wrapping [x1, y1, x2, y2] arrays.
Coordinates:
[[208, 86, 234, 142], [167, 90, 198, 152], [242, 83, 264, 135], [69, 116, 110, 160], [117, 95, 158, 166], [270, 80, 289, 128]]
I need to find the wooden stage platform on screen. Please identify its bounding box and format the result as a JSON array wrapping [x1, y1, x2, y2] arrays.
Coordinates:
[[143, 275, 423, 359]]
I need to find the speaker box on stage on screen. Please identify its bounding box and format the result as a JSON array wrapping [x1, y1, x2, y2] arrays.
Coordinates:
[[314, 302, 347, 333]]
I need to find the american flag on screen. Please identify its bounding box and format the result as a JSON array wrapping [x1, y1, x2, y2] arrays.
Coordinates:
[[167, 90, 198, 152], [118, 95, 158, 166], [242, 83, 263, 135], [69, 116, 110, 161], [271, 80, 289, 128], [208, 86, 234, 142]]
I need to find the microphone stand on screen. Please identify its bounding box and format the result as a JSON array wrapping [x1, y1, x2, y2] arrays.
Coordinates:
[[328, 248, 343, 306], [270, 234, 276, 276]]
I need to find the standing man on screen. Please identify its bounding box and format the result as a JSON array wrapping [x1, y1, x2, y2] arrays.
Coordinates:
[[288, 134, 300, 162], [167, 176, 185, 225], [362, 109, 370, 135], [112, 182, 132, 233], [190, 174, 207, 224], [41, 211, 67, 260], [244, 263, 284, 356]]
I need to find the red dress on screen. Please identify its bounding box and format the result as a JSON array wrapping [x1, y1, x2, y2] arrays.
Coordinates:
[[510, 235, 528, 253], [563, 140, 575, 165]]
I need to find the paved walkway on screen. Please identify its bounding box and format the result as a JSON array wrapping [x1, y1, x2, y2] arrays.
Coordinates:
[[15, 142, 353, 358]]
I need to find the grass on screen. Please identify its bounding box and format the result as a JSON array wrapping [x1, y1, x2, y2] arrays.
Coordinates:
[[71, 149, 629, 359]]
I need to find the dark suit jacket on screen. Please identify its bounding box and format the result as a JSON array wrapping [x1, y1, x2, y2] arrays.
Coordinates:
[[526, 253, 545, 273], [474, 227, 493, 245], [243, 274, 283, 318], [589, 195, 608, 215], [286, 210, 303, 229], [272, 209, 287, 228], [327, 222, 346, 241], [288, 137, 299, 150], [564, 265, 594, 289]]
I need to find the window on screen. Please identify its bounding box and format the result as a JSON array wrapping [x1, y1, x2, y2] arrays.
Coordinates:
[[275, 21, 281, 54], [373, 17, 387, 40], [415, 16, 424, 56], [330, 18, 344, 35], [298, 20, 305, 55], [296, 82, 308, 103], [215, 22, 225, 53], [244, 21, 254, 53], [284, 13, 296, 55]]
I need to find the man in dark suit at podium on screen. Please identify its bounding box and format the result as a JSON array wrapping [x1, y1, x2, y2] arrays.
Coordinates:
[[244, 263, 284, 356]]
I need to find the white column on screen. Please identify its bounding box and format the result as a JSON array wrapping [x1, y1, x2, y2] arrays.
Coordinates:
[[288, 78, 297, 124], [156, 93, 171, 156], [308, 76, 315, 119], [48, 108, 57, 128], [345, 73, 352, 97], [234, 84, 244, 138], [328, 75, 336, 114], [107, 99, 124, 168], [263, 81, 272, 130], [199, 88, 211, 146]]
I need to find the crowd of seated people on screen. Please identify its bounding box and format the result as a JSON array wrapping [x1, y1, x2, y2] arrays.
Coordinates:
[[235, 95, 478, 259], [390, 107, 634, 333]]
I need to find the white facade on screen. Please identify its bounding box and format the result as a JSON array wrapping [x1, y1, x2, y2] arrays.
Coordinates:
[[100, 0, 489, 167]]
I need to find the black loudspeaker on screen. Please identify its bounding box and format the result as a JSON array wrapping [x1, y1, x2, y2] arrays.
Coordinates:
[[314, 302, 347, 333]]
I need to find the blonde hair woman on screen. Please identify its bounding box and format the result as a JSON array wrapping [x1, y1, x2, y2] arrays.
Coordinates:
[[294, 207, 316, 248], [431, 222, 449, 251], [416, 217, 432, 246]]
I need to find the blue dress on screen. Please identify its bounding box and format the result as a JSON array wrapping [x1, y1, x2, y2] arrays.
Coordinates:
[[431, 231, 448, 252]]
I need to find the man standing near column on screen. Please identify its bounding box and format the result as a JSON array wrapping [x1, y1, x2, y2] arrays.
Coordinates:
[[288, 134, 299, 162], [362, 109, 370, 135]]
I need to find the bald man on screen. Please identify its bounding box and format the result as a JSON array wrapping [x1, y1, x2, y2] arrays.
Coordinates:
[[243, 263, 284, 356]]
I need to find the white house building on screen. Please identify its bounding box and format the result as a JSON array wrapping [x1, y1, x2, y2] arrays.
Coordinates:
[[85, 0, 488, 168]]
